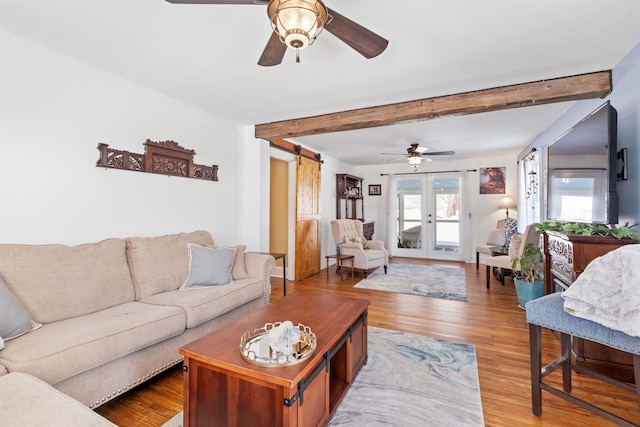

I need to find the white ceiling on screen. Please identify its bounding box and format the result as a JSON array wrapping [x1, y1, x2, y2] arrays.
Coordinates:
[[2, 0, 640, 165]]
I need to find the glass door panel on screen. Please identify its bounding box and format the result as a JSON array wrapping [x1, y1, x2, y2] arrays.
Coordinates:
[[427, 175, 462, 260], [394, 178, 428, 257]]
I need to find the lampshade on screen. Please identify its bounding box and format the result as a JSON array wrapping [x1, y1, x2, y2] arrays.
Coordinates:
[[498, 196, 516, 217], [408, 154, 422, 168], [407, 153, 432, 171], [267, 0, 328, 50]]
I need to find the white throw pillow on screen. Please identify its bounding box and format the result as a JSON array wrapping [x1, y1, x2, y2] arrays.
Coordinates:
[[508, 234, 522, 261], [486, 228, 507, 247]]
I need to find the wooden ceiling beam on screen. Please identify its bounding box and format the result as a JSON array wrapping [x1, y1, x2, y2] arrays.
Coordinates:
[[254, 70, 612, 140]]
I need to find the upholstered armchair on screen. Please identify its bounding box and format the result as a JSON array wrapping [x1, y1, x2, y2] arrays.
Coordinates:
[[484, 222, 540, 289], [475, 219, 507, 269], [330, 219, 388, 278]]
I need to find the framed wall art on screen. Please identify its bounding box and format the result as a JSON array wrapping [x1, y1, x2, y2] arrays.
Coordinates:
[[369, 184, 382, 196], [479, 167, 506, 194]]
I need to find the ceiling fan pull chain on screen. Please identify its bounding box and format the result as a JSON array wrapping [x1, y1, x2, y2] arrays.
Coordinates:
[[296, 48, 300, 63]]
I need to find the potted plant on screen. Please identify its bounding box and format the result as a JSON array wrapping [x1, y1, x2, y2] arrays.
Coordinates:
[[511, 242, 545, 309], [537, 221, 640, 240]]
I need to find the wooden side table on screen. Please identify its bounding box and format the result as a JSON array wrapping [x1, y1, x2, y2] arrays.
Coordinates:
[[325, 254, 355, 279], [248, 252, 287, 296]]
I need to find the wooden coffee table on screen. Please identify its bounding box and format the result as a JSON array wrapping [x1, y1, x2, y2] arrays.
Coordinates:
[[179, 292, 369, 427]]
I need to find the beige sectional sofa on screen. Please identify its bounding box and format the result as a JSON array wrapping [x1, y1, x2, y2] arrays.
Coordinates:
[[0, 230, 275, 408]]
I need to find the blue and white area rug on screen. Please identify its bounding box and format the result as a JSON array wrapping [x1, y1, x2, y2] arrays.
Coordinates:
[[163, 327, 484, 427], [330, 327, 484, 426], [354, 263, 467, 301]]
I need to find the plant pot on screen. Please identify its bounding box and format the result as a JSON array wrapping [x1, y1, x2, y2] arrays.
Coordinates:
[[514, 277, 545, 309]]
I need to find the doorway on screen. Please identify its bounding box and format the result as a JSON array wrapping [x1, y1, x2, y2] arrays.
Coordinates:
[[392, 173, 463, 261]]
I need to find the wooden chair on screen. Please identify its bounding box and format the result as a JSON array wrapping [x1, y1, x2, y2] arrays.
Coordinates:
[[526, 293, 640, 426]]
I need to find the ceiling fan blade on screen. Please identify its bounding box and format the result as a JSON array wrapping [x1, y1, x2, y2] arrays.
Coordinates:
[[164, 0, 268, 4], [386, 156, 406, 162], [258, 32, 287, 66], [325, 8, 388, 59], [380, 152, 407, 156], [423, 151, 456, 156]]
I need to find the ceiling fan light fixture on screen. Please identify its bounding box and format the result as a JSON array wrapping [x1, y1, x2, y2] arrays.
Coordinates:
[[267, 0, 328, 50], [408, 154, 423, 170]]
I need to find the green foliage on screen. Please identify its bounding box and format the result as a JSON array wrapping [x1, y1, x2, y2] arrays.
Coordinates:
[[537, 221, 640, 241], [511, 243, 544, 282]]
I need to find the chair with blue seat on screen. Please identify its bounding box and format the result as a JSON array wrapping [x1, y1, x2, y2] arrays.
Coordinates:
[[526, 292, 640, 425]]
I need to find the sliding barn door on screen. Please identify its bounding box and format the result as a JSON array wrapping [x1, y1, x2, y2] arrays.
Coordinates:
[[295, 156, 321, 280]]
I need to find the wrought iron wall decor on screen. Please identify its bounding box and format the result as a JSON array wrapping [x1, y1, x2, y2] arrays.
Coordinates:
[[96, 140, 218, 181]]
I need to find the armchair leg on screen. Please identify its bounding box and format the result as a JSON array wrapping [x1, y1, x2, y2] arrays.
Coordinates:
[[485, 265, 491, 289], [364, 269, 368, 278], [384, 265, 387, 274]]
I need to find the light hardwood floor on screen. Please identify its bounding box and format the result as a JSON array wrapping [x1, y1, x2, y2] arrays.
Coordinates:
[[95, 257, 639, 426]]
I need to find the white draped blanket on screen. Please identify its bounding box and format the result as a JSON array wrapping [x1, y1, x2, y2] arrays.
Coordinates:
[[562, 244, 640, 337]]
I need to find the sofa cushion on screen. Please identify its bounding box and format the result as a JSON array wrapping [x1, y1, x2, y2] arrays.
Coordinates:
[[0, 239, 135, 324], [141, 278, 263, 329], [231, 244, 250, 279], [0, 372, 117, 427], [364, 249, 387, 261], [126, 230, 215, 299], [0, 301, 185, 386], [180, 245, 235, 289]]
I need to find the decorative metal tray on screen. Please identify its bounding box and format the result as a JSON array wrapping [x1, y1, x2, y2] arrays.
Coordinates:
[[239, 322, 316, 367]]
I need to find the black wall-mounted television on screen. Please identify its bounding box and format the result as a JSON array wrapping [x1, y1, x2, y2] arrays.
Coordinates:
[[546, 101, 618, 224]]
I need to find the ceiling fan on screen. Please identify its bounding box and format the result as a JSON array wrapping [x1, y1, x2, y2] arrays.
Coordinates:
[[380, 144, 456, 170], [165, 0, 389, 66]]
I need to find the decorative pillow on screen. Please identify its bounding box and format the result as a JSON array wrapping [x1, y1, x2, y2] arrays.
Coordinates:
[[508, 234, 522, 261], [0, 277, 39, 341], [361, 238, 370, 249], [179, 244, 235, 290], [486, 228, 507, 247], [231, 244, 250, 280], [504, 217, 518, 248], [343, 235, 369, 249]]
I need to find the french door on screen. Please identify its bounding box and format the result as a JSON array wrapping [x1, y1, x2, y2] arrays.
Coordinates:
[[391, 173, 463, 261]]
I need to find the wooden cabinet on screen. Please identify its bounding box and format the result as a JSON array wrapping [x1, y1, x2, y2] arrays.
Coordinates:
[[336, 174, 364, 221], [335, 174, 375, 239], [362, 221, 375, 240], [543, 231, 637, 382]]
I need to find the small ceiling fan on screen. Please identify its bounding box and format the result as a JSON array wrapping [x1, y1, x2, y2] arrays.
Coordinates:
[[165, 0, 389, 66], [380, 144, 456, 170]]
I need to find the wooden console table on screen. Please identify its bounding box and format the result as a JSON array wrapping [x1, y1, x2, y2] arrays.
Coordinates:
[[543, 231, 637, 383], [179, 292, 369, 427]]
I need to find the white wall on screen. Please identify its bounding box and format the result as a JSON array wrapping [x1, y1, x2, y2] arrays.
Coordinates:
[[520, 42, 640, 226], [0, 31, 263, 247], [353, 155, 518, 263]]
